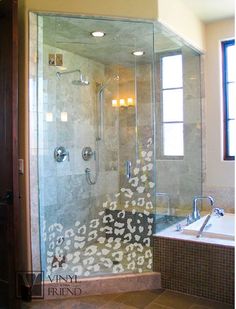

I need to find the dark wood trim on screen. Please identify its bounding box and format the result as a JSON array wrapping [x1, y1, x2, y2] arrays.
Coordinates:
[[12, 0, 20, 306], [0, 0, 20, 307]]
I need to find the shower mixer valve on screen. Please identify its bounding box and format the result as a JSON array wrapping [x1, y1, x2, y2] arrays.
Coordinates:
[[54, 146, 69, 162], [83, 145, 98, 185], [82, 146, 94, 161]]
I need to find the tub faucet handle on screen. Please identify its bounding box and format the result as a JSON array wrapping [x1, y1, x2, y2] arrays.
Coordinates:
[[186, 214, 193, 225], [214, 207, 224, 217], [176, 223, 182, 231]]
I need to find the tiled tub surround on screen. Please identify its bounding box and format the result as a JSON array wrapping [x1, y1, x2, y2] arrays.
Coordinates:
[[153, 217, 235, 304]]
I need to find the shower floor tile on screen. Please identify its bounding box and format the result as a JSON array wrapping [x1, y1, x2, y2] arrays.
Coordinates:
[[21, 289, 234, 309]]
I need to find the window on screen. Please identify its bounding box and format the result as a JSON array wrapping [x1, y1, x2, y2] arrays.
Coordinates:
[[222, 39, 236, 160], [161, 53, 184, 157]]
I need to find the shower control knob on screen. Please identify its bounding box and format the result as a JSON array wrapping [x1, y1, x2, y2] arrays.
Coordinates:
[[54, 146, 69, 162], [82, 146, 94, 161]]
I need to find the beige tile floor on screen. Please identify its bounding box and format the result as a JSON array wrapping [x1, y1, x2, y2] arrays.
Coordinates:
[[22, 289, 234, 309]]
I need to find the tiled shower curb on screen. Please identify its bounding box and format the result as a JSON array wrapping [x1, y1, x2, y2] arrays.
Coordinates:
[[43, 272, 161, 300]]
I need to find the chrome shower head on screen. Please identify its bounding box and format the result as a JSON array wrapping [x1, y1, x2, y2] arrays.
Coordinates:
[[72, 79, 90, 86], [56, 69, 89, 86]]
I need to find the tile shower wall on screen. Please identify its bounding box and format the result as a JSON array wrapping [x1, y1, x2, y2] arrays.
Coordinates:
[[38, 43, 120, 272], [155, 47, 202, 216], [203, 185, 235, 213]]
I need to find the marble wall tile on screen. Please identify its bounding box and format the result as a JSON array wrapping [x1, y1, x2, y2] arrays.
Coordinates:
[[203, 186, 235, 213], [57, 174, 91, 205], [92, 171, 119, 197], [156, 50, 202, 217], [41, 176, 58, 207], [184, 99, 201, 124]]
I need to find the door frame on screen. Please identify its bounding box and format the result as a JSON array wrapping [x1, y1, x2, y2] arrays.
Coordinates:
[[0, 0, 20, 307]]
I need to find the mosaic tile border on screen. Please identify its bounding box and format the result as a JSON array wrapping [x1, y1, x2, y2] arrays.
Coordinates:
[[153, 236, 234, 304]]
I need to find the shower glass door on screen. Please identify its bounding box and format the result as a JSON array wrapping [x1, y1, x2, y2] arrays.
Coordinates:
[[36, 15, 156, 279]]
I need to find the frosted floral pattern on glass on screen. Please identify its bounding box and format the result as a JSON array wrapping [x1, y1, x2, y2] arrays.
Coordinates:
[[44, 138, 154, 277]]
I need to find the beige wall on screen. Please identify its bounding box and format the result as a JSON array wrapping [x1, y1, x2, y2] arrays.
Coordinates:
[[24, 0, 158, 20], [157, 0, 206, 52], [204, 18, 235, 209]]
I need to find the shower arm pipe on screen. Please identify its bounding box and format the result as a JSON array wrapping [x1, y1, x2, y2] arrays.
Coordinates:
[[56, 69, 81, 79], [95, 75, 119, 141]]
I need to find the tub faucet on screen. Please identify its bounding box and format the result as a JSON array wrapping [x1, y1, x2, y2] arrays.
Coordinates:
[[191, 196, 215, 221]]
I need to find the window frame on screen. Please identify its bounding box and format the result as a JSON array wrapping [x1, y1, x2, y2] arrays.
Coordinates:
[[222, 39, 235, 161], [160, 51, 184, 159]]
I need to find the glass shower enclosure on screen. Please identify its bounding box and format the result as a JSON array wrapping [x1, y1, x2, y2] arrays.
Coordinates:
[[31, 15, 156, 279]]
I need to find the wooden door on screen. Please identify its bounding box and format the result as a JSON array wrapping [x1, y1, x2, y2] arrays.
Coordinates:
[[0, 0, 20, 308]]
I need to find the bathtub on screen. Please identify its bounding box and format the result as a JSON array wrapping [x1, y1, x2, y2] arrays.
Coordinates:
[[183, 213, 235, 241], [154, 213, 235, 304]]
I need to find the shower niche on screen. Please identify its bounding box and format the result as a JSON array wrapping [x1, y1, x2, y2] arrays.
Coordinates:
[[30, 14, 156, 279]]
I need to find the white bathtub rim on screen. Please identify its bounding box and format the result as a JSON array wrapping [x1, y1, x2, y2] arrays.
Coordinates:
[[182, 213, 235, 241], [154, 214, 235, 247]]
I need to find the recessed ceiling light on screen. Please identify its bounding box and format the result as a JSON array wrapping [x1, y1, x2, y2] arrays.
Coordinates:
[[91, 31, 105, 38], [132, 50, 145, 56]]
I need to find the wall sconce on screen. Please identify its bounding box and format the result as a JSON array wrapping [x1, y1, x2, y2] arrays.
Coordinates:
[[111, 98, 135, 108], [127, 98, 135, 107], [112, 99, 119, 107], [119, 99, 126, 107]]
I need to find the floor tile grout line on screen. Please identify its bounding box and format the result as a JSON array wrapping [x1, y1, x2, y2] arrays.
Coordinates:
[[97, 295, 121, 309], [150, 289, 171, 303], [98, 290, 166, 309]]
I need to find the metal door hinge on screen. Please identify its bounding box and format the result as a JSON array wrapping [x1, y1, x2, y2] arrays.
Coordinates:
[[18, 158, 24, 175]]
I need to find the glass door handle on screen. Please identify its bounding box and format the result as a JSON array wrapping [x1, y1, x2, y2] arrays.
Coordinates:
[[125, 160, 132, 180]]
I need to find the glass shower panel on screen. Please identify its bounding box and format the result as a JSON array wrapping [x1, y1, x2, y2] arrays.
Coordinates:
[[154, 25, 202, 231], [37, 16, 155, 279]]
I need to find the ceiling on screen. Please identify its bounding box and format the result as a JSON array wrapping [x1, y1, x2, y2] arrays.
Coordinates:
[[43, 16, 187, 66], [43, 16, 154, 66], [181, 0, 235, 23]]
